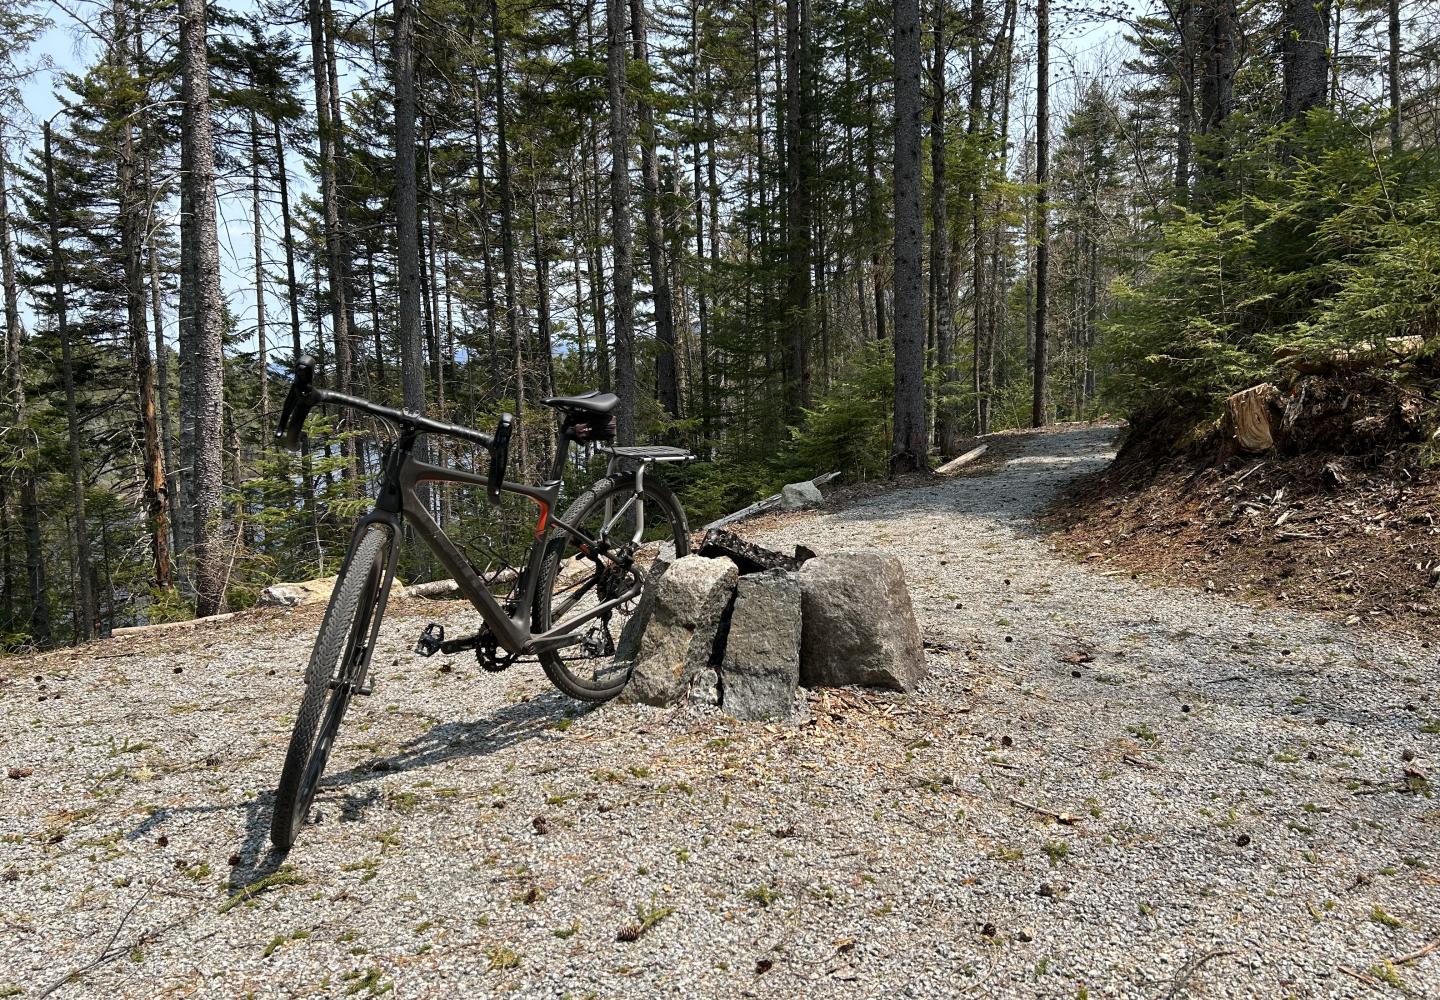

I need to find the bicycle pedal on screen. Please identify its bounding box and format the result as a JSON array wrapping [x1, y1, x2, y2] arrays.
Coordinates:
[[414, 623, 444, 657]]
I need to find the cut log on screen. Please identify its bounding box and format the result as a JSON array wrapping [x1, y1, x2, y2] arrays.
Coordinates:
[[698, 529, 801, 574], [111, 610, 249, 638], [703, 472, 839, 530], [935, 444, 988, 476], [403, 579, 461, 599], [1224, 383, 1278, 453]]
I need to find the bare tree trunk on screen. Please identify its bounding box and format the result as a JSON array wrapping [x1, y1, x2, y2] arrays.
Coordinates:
[[308, 0, 351, 412], [118, 36, 172, 592], [178, 0, 228, 618], [1388, 0, 1402, 154], [0, 136, 17, 422], [21, 477, 47, 643], [704, 60, 722, 446], [250, 107, 269, 432], [969, 0, 988, 435], [585, 122, 611, 391], [1175, 0, 1194, 205], [42, 124, 96, 640], [0, 132, 47, 643], [394, 0, 427, 422], [933, 0, 959, 456], [607, 0, 638, 444], [866, 77, 886, 341], [491, 0, 528, 467], [630, 0, 679, 419], [1282, 0, 1330, 120], [469, 59, 500, 376], [783, 0, 813, 420], [1032, 0, 1050, 427], [1196, 0, 1236, 198], [891, 0, 926, 474], [141, 151, 179, 565]]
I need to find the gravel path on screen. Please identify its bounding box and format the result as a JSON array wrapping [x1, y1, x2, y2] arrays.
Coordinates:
[[3, 425, 1438, 999]]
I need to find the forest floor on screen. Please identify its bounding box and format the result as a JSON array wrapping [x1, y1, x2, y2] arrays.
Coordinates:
[[3, 424, 1439, 999]]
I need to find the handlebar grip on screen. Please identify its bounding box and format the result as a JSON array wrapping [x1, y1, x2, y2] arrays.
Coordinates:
[[487, 413, 513, 504], [275, 354, 318, 450]]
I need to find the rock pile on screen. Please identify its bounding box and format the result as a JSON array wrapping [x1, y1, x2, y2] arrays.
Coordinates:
[[617, 529, 926, 719]]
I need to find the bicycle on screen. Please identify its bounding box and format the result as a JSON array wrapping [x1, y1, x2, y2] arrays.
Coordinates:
[[268, 356, 692, 849]]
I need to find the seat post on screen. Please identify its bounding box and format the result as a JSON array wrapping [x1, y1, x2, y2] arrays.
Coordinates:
[[550, 424, 573, 483]]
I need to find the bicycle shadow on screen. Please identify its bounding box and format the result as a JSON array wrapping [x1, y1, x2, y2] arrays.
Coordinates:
[[222, 690, 587, 874], [323, 688, 582, 792]]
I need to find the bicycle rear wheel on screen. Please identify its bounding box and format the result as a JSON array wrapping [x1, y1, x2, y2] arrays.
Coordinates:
[[270, 524, 393, 849], [533, 472, 689, 701]]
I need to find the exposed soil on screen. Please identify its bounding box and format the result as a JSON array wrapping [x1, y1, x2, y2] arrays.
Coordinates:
[[1048, 374, 1440, 638]]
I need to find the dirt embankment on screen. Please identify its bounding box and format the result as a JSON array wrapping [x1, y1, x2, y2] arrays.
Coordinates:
[[1047, 372, 1440, 636]]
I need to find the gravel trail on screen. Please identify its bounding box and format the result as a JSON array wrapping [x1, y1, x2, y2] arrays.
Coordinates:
[[3, 424, 1438, 999]]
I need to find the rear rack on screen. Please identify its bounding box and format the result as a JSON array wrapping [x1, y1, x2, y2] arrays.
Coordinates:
[[598, 445, 693, 462], [598, 445, 693, 519]]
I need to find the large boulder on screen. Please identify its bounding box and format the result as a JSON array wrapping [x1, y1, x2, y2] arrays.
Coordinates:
[[257, 576, 337, 608], [797, 552, 926, 692], [619, 555, 737, 706], [719, 570, 802, 721], [781, 480, 824, 511], [612, 550, 675, 663]]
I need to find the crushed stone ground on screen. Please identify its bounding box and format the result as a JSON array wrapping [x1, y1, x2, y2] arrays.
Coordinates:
[[2, 424, 1437, 998]]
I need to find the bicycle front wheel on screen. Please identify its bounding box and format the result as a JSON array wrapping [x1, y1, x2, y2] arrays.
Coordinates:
[[534, 472, 689, 701], [270, 524, 393, 849]]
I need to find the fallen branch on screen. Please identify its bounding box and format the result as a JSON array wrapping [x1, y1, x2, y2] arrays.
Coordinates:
[[402, 579, 461, 599], [110, 610, 249, 639], [1164, 949, 1237, 1000], [1394, 938, 1440, 965], [38, 889, 150, 998], [1337, 965, 1383, 989], [703, 471, 840, 530], [935, 444, 988, 476], [1007, 796, 1081, 825]]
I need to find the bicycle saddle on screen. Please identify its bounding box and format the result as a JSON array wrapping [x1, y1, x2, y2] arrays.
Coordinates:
[[541, 389, 619, 415]]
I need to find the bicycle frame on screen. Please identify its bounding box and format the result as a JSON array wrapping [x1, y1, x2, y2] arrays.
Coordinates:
[[347, 425, 646, 671]]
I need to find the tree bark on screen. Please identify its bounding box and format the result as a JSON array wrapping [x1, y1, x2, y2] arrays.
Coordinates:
[[178, 0, 228, 618], [1196, 0, 1236, 197], [21, 476, 47, 644], [308, 0, 351, 409], [0, 136, 18, 422], [783, 0, 812, 420], [491, 0, 528, 467], [1175, 0, 1194, 205], [607, 0, 638, 445], [1388, 0, 1401, 154], [140, 151, 179, 565], [630, 0, 679, 419], [1282, 0, 1330, 120], [250, 106, 269, 432], [118, 37, 172, 592], [933, 0, 959, 456], [891, 0, 926, 474], [1032, 0, 1050, 427], [394, 0, 427, 421], [0, 132, 47, 644]]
